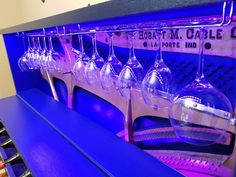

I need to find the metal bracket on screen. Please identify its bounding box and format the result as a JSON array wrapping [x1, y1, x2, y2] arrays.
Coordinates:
[[182, 99, 231, 120], [4, 152, 20, 164], [0, 138, 12, 147], [181, 99, 236, 127]]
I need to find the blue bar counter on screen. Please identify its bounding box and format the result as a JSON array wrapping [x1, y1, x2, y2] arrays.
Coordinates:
[[0, 89, 184, 177]]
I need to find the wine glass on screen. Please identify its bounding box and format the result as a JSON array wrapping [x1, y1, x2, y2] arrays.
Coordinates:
[[28, 37, 37, 70], [142, 30, 173, 110], [57, 26, 74, 73], [72, 34, 89, 83], [118, 31, 144, 142], [18, 33, 31, 72], [46, 34, 62, 72], [33, 36, 42, 69], [85, 32, 104, 85], [100, 32, 122, 92], [118, 31, 144, 100], [40, 34, 49, 71], [24, 36, 34, 70], [169, 27, 232, 146]]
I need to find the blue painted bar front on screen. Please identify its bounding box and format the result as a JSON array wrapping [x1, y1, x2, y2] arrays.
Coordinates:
[[17, 88, 184, 177], [0, 96, 106, 177]]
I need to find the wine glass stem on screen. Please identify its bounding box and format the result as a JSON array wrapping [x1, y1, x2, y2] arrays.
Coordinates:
[[48, 36, 54, 51], [27, 37, 31, 49], [42, 36, 47, 50], [36, 37, 41, 50], [22, 36, 26, 51], [92, 33, 98, 55], [155, 30, 164, 66], [108, 32, 115, 58], [196, 27, 205, 80], [79, 35, 84, 53], [129, 32, 135, 60], [34, 37, 37, 49], [31, 37, 35, 49]]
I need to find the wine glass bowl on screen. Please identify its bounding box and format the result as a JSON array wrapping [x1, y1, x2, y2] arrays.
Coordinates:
[[46, 50, 61, 72], [18, 54, 29, 72], [142, 63, 173, 110], [118, 59, 144, 99], [169, 28, 233, 146], [169, 78, 232, 146]]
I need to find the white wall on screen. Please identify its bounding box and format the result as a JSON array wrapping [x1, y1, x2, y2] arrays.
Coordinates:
[[0, 35, 16, 98], [0, 0, 22, 29], [20, 0, 108, 23], [0, 0, 108, 28], [0, 1, 21, 98]]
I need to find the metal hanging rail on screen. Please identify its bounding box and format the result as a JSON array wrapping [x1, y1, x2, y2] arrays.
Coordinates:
[[20, 0, 235, 37]]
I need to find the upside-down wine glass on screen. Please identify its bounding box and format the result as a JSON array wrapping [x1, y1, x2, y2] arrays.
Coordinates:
[[57, 26, 74, 73], [118, 31, 144, 99], [169, 27, 232, 146], [32, 36, 43, 70], [18, 33, 31, 72], [40, 34, 49, 70], [85, 32, 104, 85], [24, 36, 34, 70], [47, 34, 62, 72], [72, 34, 90, 83], [29, 37, 38, 70], [142, 30, 174, 110], [100, 32, 123, 92], [33, 36, 42, 69], [118, 31, 144, 142]]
